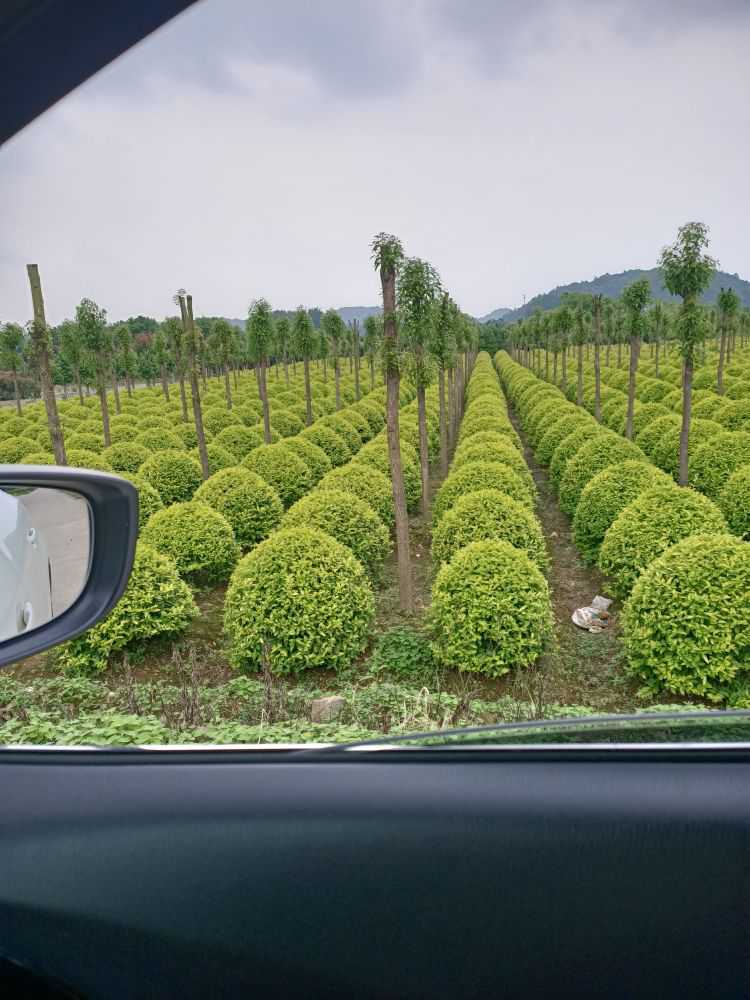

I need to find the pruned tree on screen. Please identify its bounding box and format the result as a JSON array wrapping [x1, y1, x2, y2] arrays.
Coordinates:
[[163, 317, 189, 421], [321, 309, 347, 411], [110, 324, 133, 413], [75, 296, 112, 447], [275, 316, 291, 384], [175, 290, 210, 479], [591, 294, 603, 422], [649, 300, 668, 378], [362, 314, 381, 392], [59, 319, 85, 404], [555, 305, 573, 395], [716, 286, 740, 396], [659, 221, 718, 485], [247, 299, 275, 443], [211, 318, 236, 409], [431, 293, 458, 477], [292, 307, 316, 426], [351, 319, 361, 400], [620, 278, 651, 440], [0, 322, 26, 415], [372, 232, 412, 612], [152, 328, 171, 401], [26, 265, 66, 464]]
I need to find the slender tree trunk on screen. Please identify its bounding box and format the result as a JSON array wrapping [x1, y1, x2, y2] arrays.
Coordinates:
[[224, 363, 233, 409], [447, 367, 455, 446], [26, 265, 66, 464], [717, 328, 727, 395], [625, 336, 640, 440], [369, 356, 375, 392], [97, 358, 111, 447], [576, 343, 584, 406], [592, 298, 602, 423], [160, 365, 170, 401], [552, 352, 558, 385], [233, 365, 239, 391], [334, 356, 341, 410], [179, 297, 210, 480], [416, 371, 429, 516], [112, 369, 121, 415], [126, 375, 133, 398], [76, 366, 84, 405], [561, 346, 568, 394], [322, 357, 327, 383], [544, 349, 549, 383], [438, 366, 448, 478], [260, 359, 271, 444], [13, 375, 21, 415], [605, 342, 610, 367], [353, 321, 361, 401], [178, 370, 189, 422], [679, 355, 693, 486], [381, 264, 412, 613], [617, 340, 622, 367], [292, 357, 297, 377], [284, 356, 289, 385], [303, 357, 313, 426], [654, 340, 660, 379]]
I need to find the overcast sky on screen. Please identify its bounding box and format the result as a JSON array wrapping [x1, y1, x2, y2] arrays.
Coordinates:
[[1, 0, 749, 325]]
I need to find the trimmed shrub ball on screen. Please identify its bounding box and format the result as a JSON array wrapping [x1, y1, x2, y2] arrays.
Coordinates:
[[172, 422, 216, 449], [134, 429, 185, 453], [317, 463, 394, 528], [141, 501, 240, 587], [598, 484, 728, 599], [558, 435, 647, 515], [688, 431, 750, 501], [650, 419, 724, 480], [223, 527, 375, 675], [535, 412, 591, 466], [214, 424, 267, 460], [549, 426, 604, 491], [19, 451, 54, 465], [451, 438, 533, 487], [66, 431, 104, 453], [715, 399, 750, 431], [281, 437, 333, 483], [66, 449, 113, 472], [319, 414, 362, 453], [282, 488, 390, 579], [630, 402, 672, 438], [432, 488, 548, 571], [429, 539, 552, 677], [120, 473, 164, 530], [432, 461, 535, 525], [354, 442, 422, 514], [623, 534, 750, 700], [338, 407, 373, 444], [718, 464, 750, 539], [56, 543, 197, 673], [300, 425, 352, 467], [191, 442, 236, 475], [268, 407, 304, 438], [202, 407, 242, 437], [194, 466, 283, 549], [572, 460, 671, 565], [242, 443, 312, 508], [103, 442, 151, 473], [634, 414, 681, 459], [138, 450, 203, 505]]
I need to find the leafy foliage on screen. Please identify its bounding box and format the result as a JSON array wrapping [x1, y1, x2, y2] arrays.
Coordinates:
[[194, 466, 283, 549], [138, 450, 203, 505], [432, 460, 535, 524], [142, 501, 240, 587]]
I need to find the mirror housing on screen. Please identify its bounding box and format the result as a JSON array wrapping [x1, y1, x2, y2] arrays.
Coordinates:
[[0, 466, 138, 668]]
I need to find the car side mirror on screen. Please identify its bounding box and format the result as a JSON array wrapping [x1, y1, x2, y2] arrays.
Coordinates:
[[0, 466, 138, 668]]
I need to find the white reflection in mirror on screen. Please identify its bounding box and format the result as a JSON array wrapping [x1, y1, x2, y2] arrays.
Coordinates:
[[0, 488, 91, 641]]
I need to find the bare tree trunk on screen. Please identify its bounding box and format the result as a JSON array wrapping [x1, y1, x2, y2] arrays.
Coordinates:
[[625, 336, 640, 440], [112, 369, 121, 414], [447, 367, 455, 446], [552, 352, 558, 385], [26, 265, 66, 464], [717, 328, 727, 395], [259, 359, 271, 444], [353, 320, 361, 401], [369, 355, 375, 392], [438, 366, 448, 478], [334, 356, 341, 410], [303, 357, 313, 426], [160, 365, 170, 401], [126, 375, 133, 398], [382, 266, 412, 613], [679, 356, 693, 486], [561, 346, 568, 395], [179, 295, 210, 480], [654, 340, 660, 379], [605, 342, 611, 367], [617, 340, 622, 367], [76, 366, 84, 405], [224, 363, 233, 409], [576, 343, 584, 406], [97, 355, 111, 447], [13, 375, 21, 415], [416, 380, 430, 516], [593, 296, 602, 423], [284, 356, 289, 385], [178, 371, 188, 422], [322, 357, 327, 383]]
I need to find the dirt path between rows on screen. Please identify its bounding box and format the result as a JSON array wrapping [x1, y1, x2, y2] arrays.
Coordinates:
[[508, 408, 641, 713]]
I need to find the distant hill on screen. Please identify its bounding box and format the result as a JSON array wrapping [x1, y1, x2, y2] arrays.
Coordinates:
[[477, 306, 512, 323], [491, 268, 750, 324]]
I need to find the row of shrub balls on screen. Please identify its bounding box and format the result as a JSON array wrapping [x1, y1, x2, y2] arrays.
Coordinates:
[[497, 351, 750, 703], [55, 367, 446, 674]]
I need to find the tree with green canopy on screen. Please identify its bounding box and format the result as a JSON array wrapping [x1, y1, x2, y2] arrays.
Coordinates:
[[26, 265, 66, 463], [75, 297, 113, 446], [275, 315, 291, 384], [362, 314, 382, 393], [152, 328, 171, 401], [292, 307, 316, 426], [175, 290, 210, 479], [211, 318, 237, 409], [163, 317, 189, 421], [716, 286, 740, 395], [372, 231, 412, 612], [620, 278, 652, 439], [321, 309, 347, 410], [0, 322, 26, 414], [659, 221, 718, 485], [247, 299, 275, 443], [431, 293, 458, 476], [59, 319, 86, 404]]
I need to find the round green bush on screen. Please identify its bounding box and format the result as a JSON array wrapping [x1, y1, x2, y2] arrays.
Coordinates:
[[715, 399, 750, 431], [688, 431, 750, 501], [429, 539, 552, 677], [623, 534, 750, 699], [354, 441, 422, 514], [19, 451, 55, 465], [66, 449, 113, 472], [432, 488, 548, 570], [718, 464, 750, 538], [630, 402, 671, 438], [301, 424, 351, 466], [214, 424, 265, 461], [572, 460, 671, 565], [339, 407, 373, 443], [194, 466, 283, 548], [56, 543, 197, 672], [650, 419, 724, 480], [268, 407, 304, 438], [452, 439, 533, 486], [242, 443, 312, 508], [0, 437, 35, 463], [433, 461, 535, 524], [536, 413, 592, 466], [171, 422, 215, 449], [191, 442, 237, 475], [319, 414, 362, 453], [281, 437, 332, 483], [634, 414, 681, 458], [558, 435, 647, 515], [549, 426, 604, 490], [692, 395, 728, 421], [317, 463, 394, 528], [141, 501, 240, 587], [0, 416, 32, 437], [138, 450, 203, 505], [458, 412, 520, 448], [65, 431, 105, 453], [120, 473, 164, 529], [282, 488, 390, 579], [355, 400, 385, 436], [598, 484, 728, 599], [223, 527, 375, 675], [102, 442, 151, 473], [203, 407, 242, 437], [134, 429, 185, 453]]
